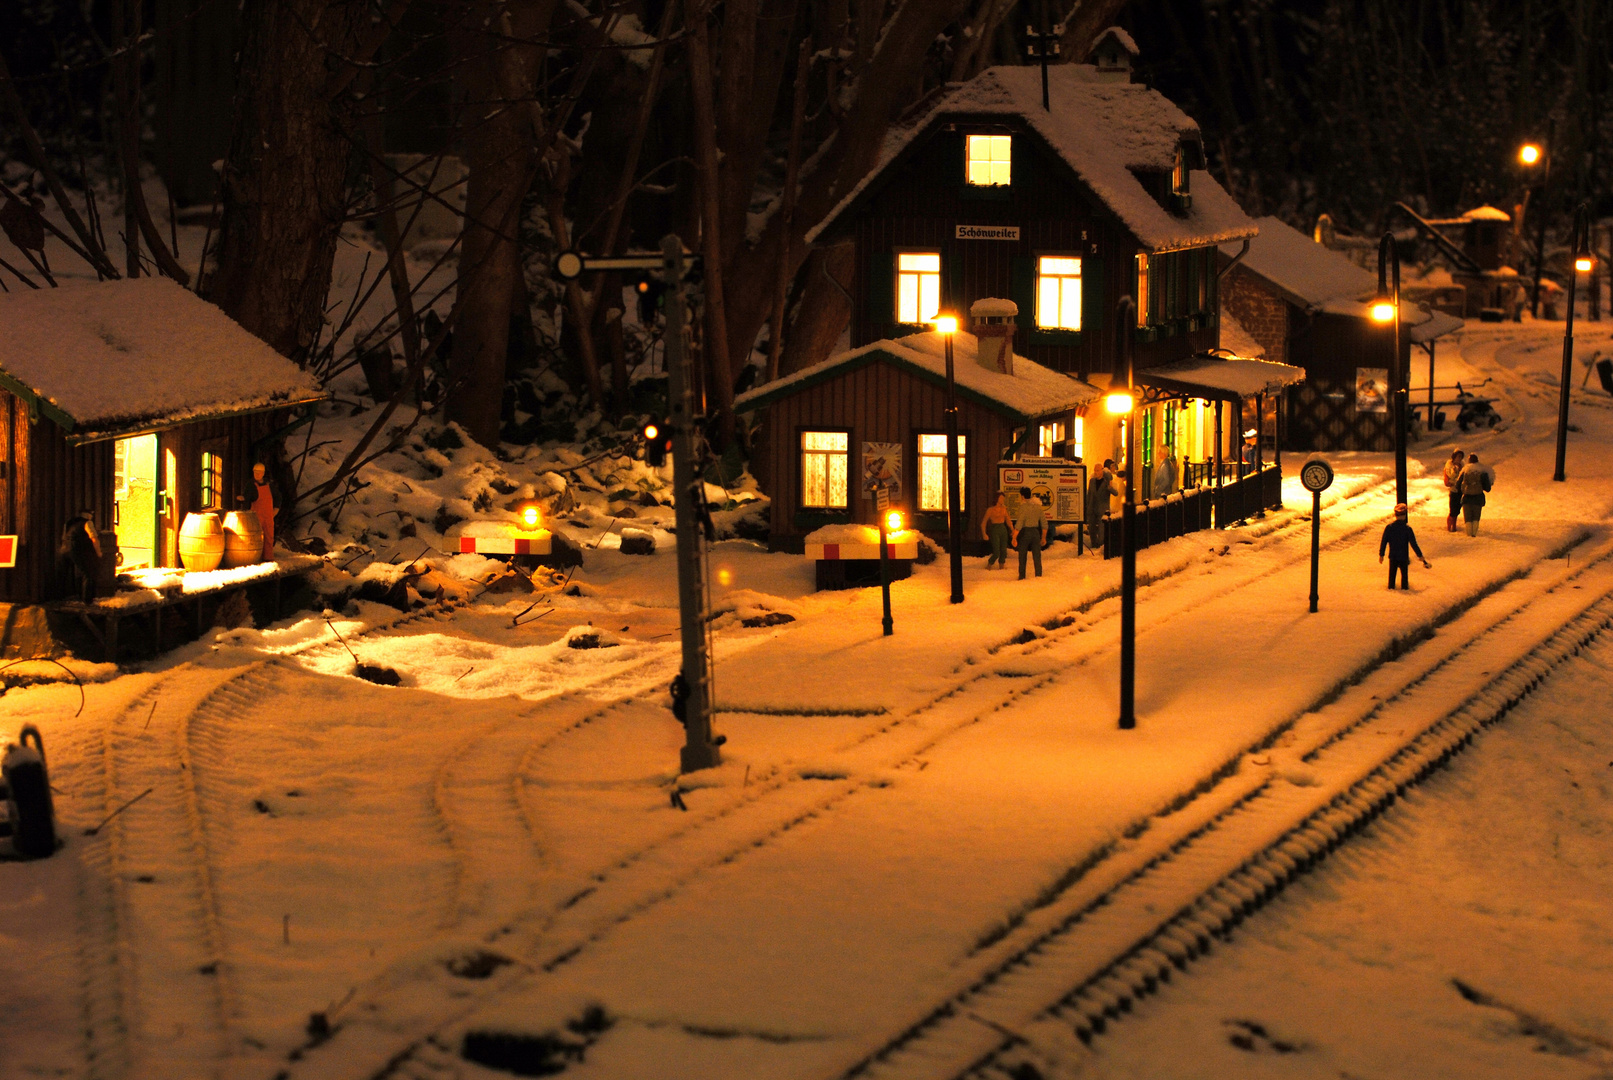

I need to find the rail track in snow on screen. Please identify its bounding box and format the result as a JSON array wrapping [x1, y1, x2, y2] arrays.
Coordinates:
[[828, 532, 1613, 1080]]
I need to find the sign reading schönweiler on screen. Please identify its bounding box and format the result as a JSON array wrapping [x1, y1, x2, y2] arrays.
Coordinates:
[[955, 225, 1021, 241], [999, 459, 1087, 523]]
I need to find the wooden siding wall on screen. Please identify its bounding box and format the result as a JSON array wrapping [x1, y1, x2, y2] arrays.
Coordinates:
[[4, 415, 115, 604], [1285, 312, 1414, 452], [160, 412, 271, 527], [848, 121, 1219, 379], [759, 358, 1018, 552]]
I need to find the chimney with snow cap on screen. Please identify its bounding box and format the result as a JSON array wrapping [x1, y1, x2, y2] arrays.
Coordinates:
[[1089, 27, 1138, 83], [970, 298, 1017, 375]]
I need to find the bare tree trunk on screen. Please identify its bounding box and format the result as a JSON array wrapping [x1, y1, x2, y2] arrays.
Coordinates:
[[779, 243, 853, 377], [209, 0, 388, 362], [446, 0, 554, 446], [686, 0, 736, 440]]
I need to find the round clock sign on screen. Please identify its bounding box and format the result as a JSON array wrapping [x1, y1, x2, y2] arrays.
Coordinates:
[[1300, 458, 1334, 493]]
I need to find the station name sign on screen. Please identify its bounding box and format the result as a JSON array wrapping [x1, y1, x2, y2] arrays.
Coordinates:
[[955, 225, 1020, 241]]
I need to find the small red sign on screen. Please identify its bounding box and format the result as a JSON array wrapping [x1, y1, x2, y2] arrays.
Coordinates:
[[0, 535, 16, 569]]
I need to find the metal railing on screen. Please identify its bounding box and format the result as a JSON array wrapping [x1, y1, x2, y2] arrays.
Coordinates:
[[1101, 465, 1283, 559]]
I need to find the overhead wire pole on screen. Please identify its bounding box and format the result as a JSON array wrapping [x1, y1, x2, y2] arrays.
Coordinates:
[[555, 240, 722, 772], [1112, 296, 1138, 731], [1554, 201, 1594, 482]]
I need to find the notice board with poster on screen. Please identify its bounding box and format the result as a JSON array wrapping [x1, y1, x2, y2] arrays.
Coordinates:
[[998, 458, 1087, 522], [1355, 368, 1389, 413], [862, 442, 902, 501]]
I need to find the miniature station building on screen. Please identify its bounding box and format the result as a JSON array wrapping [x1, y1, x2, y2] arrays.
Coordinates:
[[738, 46, 1303, 560], [1221, 216, 1463, 453], [0, 278, 325, 657]]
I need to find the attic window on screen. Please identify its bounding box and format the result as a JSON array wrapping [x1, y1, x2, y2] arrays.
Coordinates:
[[966, 135, 1011, 186], [1035, 256, 1082, 330], [1172, 148, 1188, 196], [1135, 253, 1150, 327]]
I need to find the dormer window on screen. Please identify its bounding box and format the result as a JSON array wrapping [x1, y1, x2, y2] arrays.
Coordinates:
[[1172, 148, 1188, 196], [966, 135, 1011, 186]]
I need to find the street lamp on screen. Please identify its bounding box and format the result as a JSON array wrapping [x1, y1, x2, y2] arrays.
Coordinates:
[[1554, 201, 1594, 482], [1519, 130, 1552, 317], [1113, 295, 1138, 731], [934, 314, 965, 604], [1372, 233, 1408, 506], [879, 508, 903, 636]]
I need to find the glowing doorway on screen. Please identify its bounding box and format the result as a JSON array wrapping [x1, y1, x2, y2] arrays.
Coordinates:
[[113, 434, 158, 569]]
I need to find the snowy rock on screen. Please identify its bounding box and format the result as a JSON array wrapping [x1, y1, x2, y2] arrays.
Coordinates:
[[618, 529, 655, 556]]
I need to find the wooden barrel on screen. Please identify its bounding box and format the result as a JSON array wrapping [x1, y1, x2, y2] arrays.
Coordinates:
[[177, 512, 226, 572], [222, 510, 265, 568]]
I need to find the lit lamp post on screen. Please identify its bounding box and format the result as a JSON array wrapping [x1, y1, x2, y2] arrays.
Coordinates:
[[934, 314, 965, 604], [1554, 201, 1595, 482], [1110, 296, 1138, 731], [879, 507, 902, 635], [1519, 136, 1551, 318], [1371, 233, 1408, 506]]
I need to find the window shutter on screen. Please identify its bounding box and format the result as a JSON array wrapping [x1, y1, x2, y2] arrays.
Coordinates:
[[1010, 253, 1035, 333], [866, 249, 895, 338], [1083, 252, 1104, 331]]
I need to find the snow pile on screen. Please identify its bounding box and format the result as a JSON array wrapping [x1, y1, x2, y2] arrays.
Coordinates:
[[0, 278, 323, 438]]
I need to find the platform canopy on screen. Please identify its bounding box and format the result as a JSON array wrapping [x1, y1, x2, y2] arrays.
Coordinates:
[[1136, 354, 1306, 403], [0, 277, 325, 444]]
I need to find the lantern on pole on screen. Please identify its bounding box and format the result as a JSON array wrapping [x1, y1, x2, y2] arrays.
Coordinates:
[[1372, 234, 1407, 507], [934, 314, 965, 605], [1554, 201, 1595, 482]]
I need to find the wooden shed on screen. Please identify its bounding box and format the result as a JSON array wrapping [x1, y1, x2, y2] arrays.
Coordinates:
[[0, 278, 324, 612], [737, 326, 1100, 554], [1220, 217, 1463, 452]]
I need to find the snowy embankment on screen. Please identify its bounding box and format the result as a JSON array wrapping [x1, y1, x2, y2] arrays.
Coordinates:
[[2, 318, 1613, 1080]]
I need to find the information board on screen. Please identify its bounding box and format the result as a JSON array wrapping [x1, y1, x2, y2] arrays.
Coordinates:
[[998, 459, 1088, 523]]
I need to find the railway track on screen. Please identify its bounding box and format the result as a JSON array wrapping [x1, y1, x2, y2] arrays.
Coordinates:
[[829, 533, 1613, 1080]]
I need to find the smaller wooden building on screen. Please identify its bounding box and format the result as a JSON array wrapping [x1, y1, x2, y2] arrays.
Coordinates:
[[1221, 217, 1462, 452], [737, 322, 1100, 554], [0, 278, 324, 619]]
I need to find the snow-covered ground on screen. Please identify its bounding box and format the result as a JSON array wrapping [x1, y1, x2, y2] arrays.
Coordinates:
[[5, 210, 1613, 1080]]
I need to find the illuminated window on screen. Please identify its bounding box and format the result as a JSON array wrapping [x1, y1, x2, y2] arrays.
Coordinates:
[[918, 433, 967, 511], [1035, 256, 1083, 330], [896, 252, 941, 324], [200, 451, 223, 509], [1072, 415, 1084, 460], [1172, 147, 1188, 195], [1037, 421, 1066, 457], [1135, 253, 1150, 326], [800, 431, 849, 508], [966, 134, 1011, 186]]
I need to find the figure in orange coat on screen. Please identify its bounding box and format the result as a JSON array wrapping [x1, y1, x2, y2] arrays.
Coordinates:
[[251, 463, 277, 562]]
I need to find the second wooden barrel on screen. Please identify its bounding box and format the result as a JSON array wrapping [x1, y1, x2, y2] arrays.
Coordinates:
[[222, 510, 266, 568]]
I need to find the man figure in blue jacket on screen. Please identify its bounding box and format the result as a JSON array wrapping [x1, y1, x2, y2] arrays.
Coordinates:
[[1379, 503, 1431, 590]]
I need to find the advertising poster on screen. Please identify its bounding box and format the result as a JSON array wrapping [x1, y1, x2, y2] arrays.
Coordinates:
[[998, 459, 1088, 522], [1355, 368, 1389, 413], [862, 442, 902, 501]]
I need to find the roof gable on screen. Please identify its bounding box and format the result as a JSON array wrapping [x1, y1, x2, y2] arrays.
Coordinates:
[[0, 278, 324, 442], [1221, 216, 1377, 309], [736, 331, 1100, 420], [807, 64, 1257, 252]]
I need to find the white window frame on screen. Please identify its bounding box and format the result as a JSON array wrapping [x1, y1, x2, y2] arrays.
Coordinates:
[[1035, 255, 1083, 331], [800, 430, 850, 509], [917, 432, 967, 512], [965, 134, 1012, 186], [896, 251, 942, 325]]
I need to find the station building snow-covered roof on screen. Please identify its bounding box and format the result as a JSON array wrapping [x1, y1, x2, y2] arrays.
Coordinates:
[[736, 331, 1101, 422], [806, 64, 1258, 253], [0, 277, 325, 444], [1221, 216, 1379, 310]]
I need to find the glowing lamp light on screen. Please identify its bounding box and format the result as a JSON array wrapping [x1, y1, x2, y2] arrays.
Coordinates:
[[1575, 256, 1594, 274], [885, 510, 904, 533], [716, 567, 734, 586], [1519, 143, 1542, 166], [516, 503, 542, 530], [933, 315, 959, 336], [1104, 391, 1134, 415], [642, 422, 659, 441], [1370, 300, 1397, 324]]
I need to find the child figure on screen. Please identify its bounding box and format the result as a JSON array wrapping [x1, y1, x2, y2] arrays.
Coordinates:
[[1379, 503, 1430, 590]]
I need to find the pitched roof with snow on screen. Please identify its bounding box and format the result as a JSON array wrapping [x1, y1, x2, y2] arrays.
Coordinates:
[[0, 278, 325, 443], [1138, 355, 1305, 402], [735, 331, 1101, 420], [1221, 216, 1378, 309], [807, 65, 1258, 252]]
